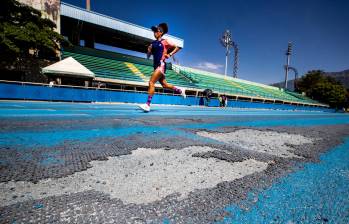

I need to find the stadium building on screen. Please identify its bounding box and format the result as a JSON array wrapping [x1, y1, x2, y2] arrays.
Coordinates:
[[0, 0, 331, 111]]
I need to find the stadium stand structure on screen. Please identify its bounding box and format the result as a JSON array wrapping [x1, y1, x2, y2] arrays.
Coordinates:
[[62, 46, 322, 106], [62, 46, 198, 92], [172, 65, 320, 104]]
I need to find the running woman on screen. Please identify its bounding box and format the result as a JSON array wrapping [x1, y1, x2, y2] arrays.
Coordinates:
[[139, 23, 186, 112]]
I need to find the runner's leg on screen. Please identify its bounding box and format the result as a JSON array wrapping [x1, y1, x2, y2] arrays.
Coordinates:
[[146, 69, 163, 106], [159, 77, 182, 94]]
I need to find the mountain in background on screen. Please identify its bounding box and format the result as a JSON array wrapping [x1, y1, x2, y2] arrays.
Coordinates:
[[271, 69, 349, 91]]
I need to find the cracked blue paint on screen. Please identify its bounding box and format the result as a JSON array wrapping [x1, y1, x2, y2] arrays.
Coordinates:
[[218, 137, 349, 224]]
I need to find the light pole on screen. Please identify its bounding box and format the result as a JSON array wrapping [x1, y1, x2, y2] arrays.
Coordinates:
[[284, 42, 292, 89], [232, 42, 239, 78], [220, 30, 233, 77], [86, 0, 91, 11]]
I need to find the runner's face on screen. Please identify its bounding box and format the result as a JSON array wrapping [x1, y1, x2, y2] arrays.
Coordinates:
[[154, 30, 163, 39]]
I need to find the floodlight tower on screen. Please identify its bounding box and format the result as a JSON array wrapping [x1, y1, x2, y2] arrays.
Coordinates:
[[220, 30, 233, 77], [284, 42, 292, 89], [284, 65, 298, 91], [232, 42, 239, 78], [86, 0, 91, 11], [289, 66, 299, 91]]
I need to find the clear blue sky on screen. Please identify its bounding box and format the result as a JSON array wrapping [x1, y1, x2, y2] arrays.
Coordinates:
[[63, 0, 349, 84]]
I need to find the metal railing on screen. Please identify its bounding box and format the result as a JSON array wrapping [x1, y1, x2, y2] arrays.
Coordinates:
[[0, 80, 329, 108]]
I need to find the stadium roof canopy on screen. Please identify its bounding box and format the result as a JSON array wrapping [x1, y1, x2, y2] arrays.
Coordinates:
[[42, 57, 95, 78], [60, 2, 184, 53]]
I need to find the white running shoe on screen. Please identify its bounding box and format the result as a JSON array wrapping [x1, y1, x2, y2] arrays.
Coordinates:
[[179, 87, 186, 98], [139, 104, 150, 112]]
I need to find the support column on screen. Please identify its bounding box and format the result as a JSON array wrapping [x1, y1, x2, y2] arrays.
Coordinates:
[[56, 77, 61, 85], [85, 31, 95, 48]]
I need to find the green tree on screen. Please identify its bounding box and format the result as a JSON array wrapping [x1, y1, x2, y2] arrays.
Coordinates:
[[297, 70, 347, 109], [296, 70, 325, 95], [0, 0, 68, 61]]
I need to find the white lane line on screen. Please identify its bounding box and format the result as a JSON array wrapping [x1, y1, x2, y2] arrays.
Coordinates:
[[0, 114, 91, 117]]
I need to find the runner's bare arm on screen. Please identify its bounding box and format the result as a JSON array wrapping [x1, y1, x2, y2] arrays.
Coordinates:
[[147, 44, 152, 59], [168, 46, 180, 58], [165, 46, 180, 59]]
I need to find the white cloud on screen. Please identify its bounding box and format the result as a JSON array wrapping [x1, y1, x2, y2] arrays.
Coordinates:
[[196, 62, 223, 72]]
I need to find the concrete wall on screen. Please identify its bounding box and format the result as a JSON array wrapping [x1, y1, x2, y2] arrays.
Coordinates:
[[18, 0, 61, 33]]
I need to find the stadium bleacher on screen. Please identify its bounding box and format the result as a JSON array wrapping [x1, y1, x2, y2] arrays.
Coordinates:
[[62, 46, 319, 105], [285, 90, 319, 104], [62, 48, 145, 83], [62, 46, 197, 89], [172, 65, 317, 103]]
